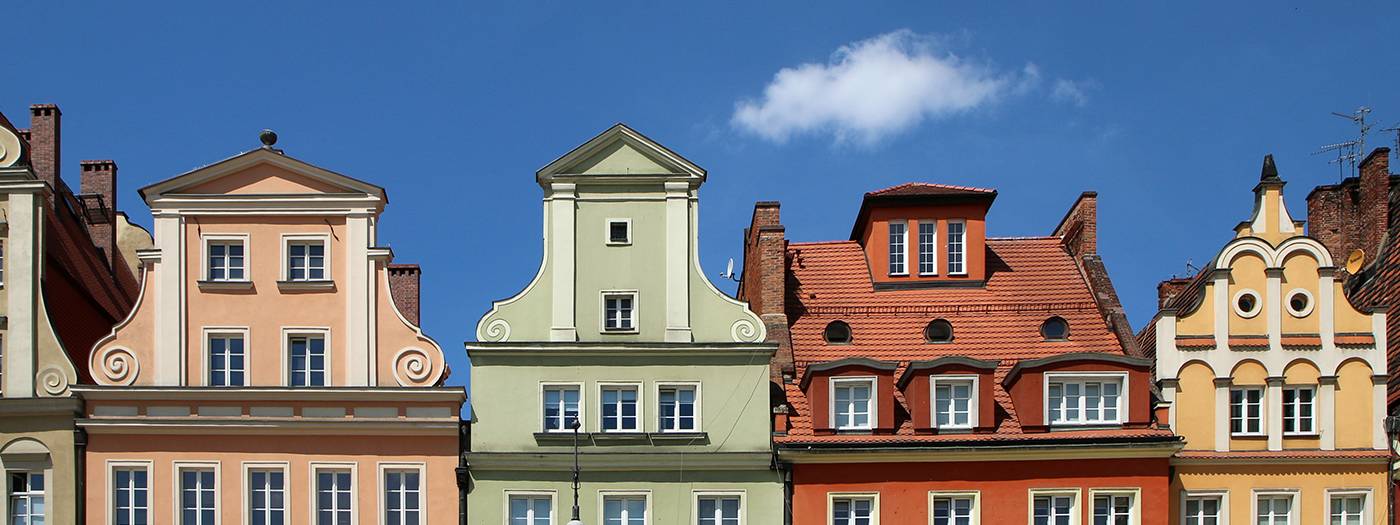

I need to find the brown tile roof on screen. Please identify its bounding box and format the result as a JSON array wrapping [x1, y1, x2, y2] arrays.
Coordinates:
[[865, 182, 996, 197], [779, 237, 1154, 445]]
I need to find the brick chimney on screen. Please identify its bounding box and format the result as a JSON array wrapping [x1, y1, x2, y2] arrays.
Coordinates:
[[1306, 147, 1392, 270], [1157, 277, 1192, 309], [28, 104, 61, 195], [79, 160, 118, 269], [1053, 191, 1098, 257], [388, 264, 422, 326], [738, 201, 794, 382], [1358, 148, 1390, 259]]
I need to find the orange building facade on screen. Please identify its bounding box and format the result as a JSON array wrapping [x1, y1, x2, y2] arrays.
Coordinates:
[[741, 184, 1181, 525], [74, 134, 464, 525]]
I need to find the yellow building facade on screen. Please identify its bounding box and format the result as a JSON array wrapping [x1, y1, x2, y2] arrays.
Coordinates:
[[1149, 156, 1390, 525]]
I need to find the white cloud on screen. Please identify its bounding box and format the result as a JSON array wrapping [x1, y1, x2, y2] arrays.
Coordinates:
[[1051, 78, 1095, 107], [731, 30, 1033, 145]]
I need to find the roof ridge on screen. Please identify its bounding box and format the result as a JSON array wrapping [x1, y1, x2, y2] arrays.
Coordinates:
[[866, 181, 997, 196]]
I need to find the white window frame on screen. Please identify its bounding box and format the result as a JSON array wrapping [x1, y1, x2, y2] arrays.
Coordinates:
[[1324, 489, 1371, 525], [931, 375, 978, 430], [917, 220, 938, 276], [1229, 387, 1265, 436], [241, 461, 289, 525], [202, 234, 250, 282], [378, 462, 425, 525], [829, 377, 877, 431], [1044, 372, 1128, 427], [600, 291, 639, 334], [504, 490, 557, 525], [540, 382, 585, 433], [1281, 386, 1317, 436], [927, 490, 978, 525], [828, 492, 879, 525], [656, 382, 702, 433], [606, 218, 633, 246], [1088, 489, 1139, 525], [1252, 490, 1297, 525], [282, 327, 331, 387], [173, 461, 220, 525], [202, 327, 250, 387], [308, 462, 357, 525], [693, 490, 745, 525], [1180, 491, 1228, 525], [1028, 489, 1080, 525], [1232, 289, 1262, 319], [7, 469, 46, 525], [1284, 288, 1315, 318], [598, 382, 643, 433], [599, 490, 651, 525], [946, 219, 966, 276], [888, 220, 908, 276], [108, 460, 152, 525], [281, 233, 331, 282]]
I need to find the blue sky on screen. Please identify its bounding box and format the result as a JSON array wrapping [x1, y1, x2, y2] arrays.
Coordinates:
[[10, 1, 1400, 389]]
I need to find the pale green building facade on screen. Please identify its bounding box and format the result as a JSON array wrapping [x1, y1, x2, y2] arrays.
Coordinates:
[[467, 124, 782, 525]]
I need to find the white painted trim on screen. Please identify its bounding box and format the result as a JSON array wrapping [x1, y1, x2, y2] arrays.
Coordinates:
[[1250, 489, 1299, 525], [916, 219, 939, 276], [1027, 488, 1080, 525], [1180, 490, 1229, 525], [1267, 378, 1284, 451], [1232, 288, 1262, 319], [280, 233, 332, 282], [504, 490, 558, 525], [1042, 371, 1128, 427], [171, 460, 221, 525], [308, 461, 359, 525], [281, 327, 332, 387], [598, 490, 652, 525], [106, 460, 154, 525], [1280, 385, 1318, 437], [539, 382, 586, 433], [1284, 288, 1315, 318], [926, 490, 979, 525], [1214, 380, 1231, 452], [4, 191, 36, 396], [605, 217, 633, 246], [376, 462, 426, 525], [1322, 488, 1372, 525], [887, 220, 908, 276], [655, 381, 703, 433], [549, 183, 578, 342], [1086, 488, 1141, 525], [599, 290, 640, 334], [947, 219, 967, 276], [241, 461, 290, 525], [930, 375, 978, 430], [199, 233, 250, 282], [1227, 386, 1265, 437], [664, 181, 692, 342], [692, 490, 746, 525], [596, 381, 644, 433], [827, 492, 880, 525], [829, 376, 877, 431], [199, 326, 250, 387]]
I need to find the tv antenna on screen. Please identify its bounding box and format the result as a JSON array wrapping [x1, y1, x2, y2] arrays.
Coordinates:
[[1333, 106, 1373, 153], [1382, 123, 1400, 160], [718, 257, 739, 282], [1184, 258, 1199, 276], [1312, 107, 1372, 180]]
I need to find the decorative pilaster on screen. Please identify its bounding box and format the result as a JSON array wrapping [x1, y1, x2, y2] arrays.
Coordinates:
[[1214, 377, 1231, 452], [549, 183, 578, 341], [1265, 268, 1283, 351], [4, 190, 39, 397], [1266, 376, 1285, 451], [1318, 375, 1337, 451], [1374, 374, 1388, 450], [663, 182, 692, 343]]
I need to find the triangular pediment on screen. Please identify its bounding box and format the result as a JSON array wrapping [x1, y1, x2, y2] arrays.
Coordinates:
[[139, 148, 384, 201], [536, 123, 705, 183]]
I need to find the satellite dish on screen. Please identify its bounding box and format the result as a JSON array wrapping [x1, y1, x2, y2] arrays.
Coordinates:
[[1345, 249, 1365, 273], [725, 258, 735, 278]]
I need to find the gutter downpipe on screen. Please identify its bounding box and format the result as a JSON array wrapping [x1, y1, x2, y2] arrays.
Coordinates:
[[75, 426, 86, 525], [457, 420, 469, 525]]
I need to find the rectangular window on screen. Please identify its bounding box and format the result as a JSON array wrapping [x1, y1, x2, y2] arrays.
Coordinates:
[[607, 219, 631, 245], [113, 467, 149, 525], [1092, 493, 1133, 525], [179, 468, 215, 525], [1032, 494, 1074, 525], [603, 294, 636, 332], [1256, 495, 1292, 525], [249, 469, 285, 525], [603, 495, 647, 525], [1048, 377, 1123, 425], [917, 221, 937, 275], [932, 377, 974, 429], [697, 495, 740, 525], [1230, 387, 1264, 435], [287, 240, 326, 281], [208, 334, 246, 387], [1329, 493, 1365, 525], [288, 334, 326, 387], [930, 495, 974, 525], [315, 469, 352, 525], [543, 386, 581, 432], [1282, 386, 1316, 434], [946, 220, 965, 275], [8, 471, 43, 525], [888, 221, 907, 276], [1, 240, 6, 285], [207, 240, 246, 281], [601, 385, 639, 432], [831, 496, 874, 525], [509, 494, 553, 525], [1183, 495, 1221, 525], [658, 385, 697, 432], [832, 378, 874, 431], [384, 469, 420, 525]]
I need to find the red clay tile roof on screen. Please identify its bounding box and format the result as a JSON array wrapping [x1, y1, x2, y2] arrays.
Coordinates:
[[865, 182, 996, 197], [779, 236, 1160, 445]]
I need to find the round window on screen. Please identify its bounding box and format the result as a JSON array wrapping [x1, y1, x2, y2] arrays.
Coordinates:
[[1286, 289, 1314, 317], [925, 319, 953, 343], [824, 320, 852, 344], [1040, 316, 1070, 340], [1233, 289, 1262, 318]]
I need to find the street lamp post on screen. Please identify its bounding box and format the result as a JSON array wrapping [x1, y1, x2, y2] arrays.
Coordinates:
[[567, 418, 583, 525]]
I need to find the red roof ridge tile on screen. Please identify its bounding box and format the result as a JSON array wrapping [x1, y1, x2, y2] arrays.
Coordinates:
[[866, 182, 997, 196]]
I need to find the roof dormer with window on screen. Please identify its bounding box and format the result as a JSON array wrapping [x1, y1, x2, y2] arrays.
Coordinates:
[[850, 183, 996, 287], [1002, 353, 1155, 432], [800, 358, 899, 435]]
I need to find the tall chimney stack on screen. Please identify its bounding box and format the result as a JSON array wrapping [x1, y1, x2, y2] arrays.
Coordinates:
[[28, 104, 61, 195], [79, 160, 118, 269], [388, 264, 422, 326]]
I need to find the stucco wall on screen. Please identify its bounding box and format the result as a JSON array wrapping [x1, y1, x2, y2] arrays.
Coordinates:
[[0, 409, 79, 525], [1173, 463, 1387, 525], [469, 469, 782, 525]]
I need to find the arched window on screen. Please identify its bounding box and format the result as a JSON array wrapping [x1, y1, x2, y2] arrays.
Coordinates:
[[824, 321, 852, 344], [1041, 316, 1070, 341], [925, 319, 953, 343]]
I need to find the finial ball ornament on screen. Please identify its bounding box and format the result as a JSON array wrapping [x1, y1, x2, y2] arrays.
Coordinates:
[[259, 129, 278, 147]]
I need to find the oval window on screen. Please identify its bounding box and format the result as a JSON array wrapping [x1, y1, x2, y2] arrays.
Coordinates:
[[1233, 289, 1262, 318], [1286, 289, 1313, 317], [1041, 316, 1070, 340], [925, 319, 953, 343], [824, 321, 852, 344]]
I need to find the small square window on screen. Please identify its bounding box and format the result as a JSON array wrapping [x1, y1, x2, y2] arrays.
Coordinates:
[[603, 293, 637, 332], [206, 239, 247, 282], [658, 385, 698, 432], [287, 240, 327, 281], [607, 219, 632, 245], [831, 378, 874, 431], [600, 385, 640, 432]]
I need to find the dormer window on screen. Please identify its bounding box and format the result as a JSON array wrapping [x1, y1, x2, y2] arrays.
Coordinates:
[[1047, 374, 1124, 426], [831, 377, 874, 431], [946, 220, 966, 275], [1041, 317, 1069, 341], [931, 375, 976, 429], [917, 221, 937, 275], [606, 218, 632, 245], [824, 321, 852, 345], [888, 221, 907, 275], [924, 319, 953, 343]]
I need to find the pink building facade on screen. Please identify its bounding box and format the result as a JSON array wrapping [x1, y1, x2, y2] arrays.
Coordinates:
[[75, 135, 463, 525]]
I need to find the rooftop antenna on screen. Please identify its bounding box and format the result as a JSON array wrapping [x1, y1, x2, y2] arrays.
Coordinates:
[[1382, 123, 1400, 161], [1184, 258, 1199, 276], [719, 257, 739, 282], [1313, 107, 1373, 179]]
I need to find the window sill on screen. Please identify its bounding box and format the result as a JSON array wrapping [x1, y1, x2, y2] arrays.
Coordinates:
[[197, 280, 253, 291], [534, 431, 591, 443], [1283, 432, 1320, 438], [591, 432, 648, 443], [1048, 423, 1123, 431], [648, 431, 709, 444], [932, 426, 974, 434], [1230, 433, 1267, 438], [605, 241, 632, 246], [277, 280, 335, 291], [601, 329, 640, 335]]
